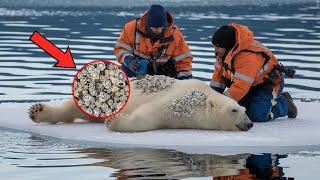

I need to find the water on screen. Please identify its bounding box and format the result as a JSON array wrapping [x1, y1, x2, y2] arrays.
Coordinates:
[[1, 1, 320, 179], [0, 2, 319, 102], [1, 128, 320, 180]]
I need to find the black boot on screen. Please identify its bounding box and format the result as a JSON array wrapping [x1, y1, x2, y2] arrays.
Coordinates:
[[282, 92, 297, 118]]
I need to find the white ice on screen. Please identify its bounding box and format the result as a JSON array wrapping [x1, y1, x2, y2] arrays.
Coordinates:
[[0, 100, 319, 155]]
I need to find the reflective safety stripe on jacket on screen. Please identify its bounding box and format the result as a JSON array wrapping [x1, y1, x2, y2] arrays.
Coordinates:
[[114, 11, 193, 75]]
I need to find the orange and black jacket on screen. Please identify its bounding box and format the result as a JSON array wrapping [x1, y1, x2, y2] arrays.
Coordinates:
[[211, 23, 282, 102], [114, 11, 193, 77]]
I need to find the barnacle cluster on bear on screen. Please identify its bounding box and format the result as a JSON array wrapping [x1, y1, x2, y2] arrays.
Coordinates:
[[73, 61, 129, 117], [132, 74, 175, 93], [167, 89, 207, 117]]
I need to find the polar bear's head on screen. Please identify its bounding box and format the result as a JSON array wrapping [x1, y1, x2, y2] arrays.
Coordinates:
[[205, 94, 253, 131]]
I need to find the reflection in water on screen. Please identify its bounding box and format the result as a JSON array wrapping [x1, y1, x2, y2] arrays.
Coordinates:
[[78, 148, 289, 179], [0, 129, 297, 179]]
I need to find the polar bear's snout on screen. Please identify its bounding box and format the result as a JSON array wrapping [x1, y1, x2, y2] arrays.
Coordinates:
[[235, 115, 253, 131], [236, 121, 253, 131]]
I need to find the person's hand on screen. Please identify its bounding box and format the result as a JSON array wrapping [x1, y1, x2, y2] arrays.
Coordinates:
[[123, 55, 140, 72], [214, 56, 223, 69], [155, 56, 171, 65]]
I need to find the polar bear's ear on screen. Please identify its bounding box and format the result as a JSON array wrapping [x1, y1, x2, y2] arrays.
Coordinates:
[[240, 106, 246, 112]]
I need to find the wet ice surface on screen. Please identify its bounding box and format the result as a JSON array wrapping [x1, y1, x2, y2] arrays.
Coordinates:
[[0, 3, 320, 102], [1, 100, 320, 153]]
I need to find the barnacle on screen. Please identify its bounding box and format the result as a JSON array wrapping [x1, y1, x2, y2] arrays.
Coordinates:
[[103, 79, 112, 88], [100, 103, 109, 111], [81, 69, 88, 76], [93, 107, 101, 116], [90, 70, 100, 80], [99, 92, 110, 101], [87, 64, 95, 72], [97, 62, 106, 71], [74, 90, 80, 98], [111, 86, 120, 93], [107, 99, 114, 106], [118, 72, 125, 80]]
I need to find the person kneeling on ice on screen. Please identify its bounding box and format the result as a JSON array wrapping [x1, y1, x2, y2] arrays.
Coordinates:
[[210, 23, 297, 122], [114, 5, 193, 80]]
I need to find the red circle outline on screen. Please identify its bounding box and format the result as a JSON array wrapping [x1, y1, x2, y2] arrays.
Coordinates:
[[72, 60, 131, 119]]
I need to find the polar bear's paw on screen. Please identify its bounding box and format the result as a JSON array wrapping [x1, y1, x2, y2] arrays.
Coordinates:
[[104, 118, 119, 130], [28, 103, 56, 124], [28, 103, 43, 122], [104, 113, 129, 131]]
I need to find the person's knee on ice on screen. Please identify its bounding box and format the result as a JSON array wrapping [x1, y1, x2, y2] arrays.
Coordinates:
[[247, 105, 273, 122], [241, 90, 272, 122]]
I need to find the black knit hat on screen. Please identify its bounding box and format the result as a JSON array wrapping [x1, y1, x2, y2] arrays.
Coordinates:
[[211, 25, 236, 49], [147, 5, 167, 28]]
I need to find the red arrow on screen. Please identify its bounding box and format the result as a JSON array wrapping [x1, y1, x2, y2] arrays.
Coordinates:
[[29, 31, 76, 68]]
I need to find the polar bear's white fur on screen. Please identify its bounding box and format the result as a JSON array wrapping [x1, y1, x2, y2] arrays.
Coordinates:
[[28, 75, 253, 132]]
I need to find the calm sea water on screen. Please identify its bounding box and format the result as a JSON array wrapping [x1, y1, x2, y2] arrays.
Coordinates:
[[0, 2, 319, 102], [1, 128, 320, 180], [1, 1, 320, 179]]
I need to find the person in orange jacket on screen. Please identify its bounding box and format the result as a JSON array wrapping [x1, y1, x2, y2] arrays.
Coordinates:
[[114, 5, 193, 79], [210, 23, 297, 122]]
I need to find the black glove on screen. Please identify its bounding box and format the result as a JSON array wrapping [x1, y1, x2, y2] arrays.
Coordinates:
[[123, 55, 140, 72], [210, 86, 224, 94]]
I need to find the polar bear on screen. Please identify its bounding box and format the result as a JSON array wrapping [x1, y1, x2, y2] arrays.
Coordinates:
[[79, 148, 250, 178], [28, 75, 253, 132]]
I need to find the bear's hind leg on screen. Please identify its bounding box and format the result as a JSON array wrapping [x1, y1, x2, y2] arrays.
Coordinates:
[[28, 100, 93, 124]]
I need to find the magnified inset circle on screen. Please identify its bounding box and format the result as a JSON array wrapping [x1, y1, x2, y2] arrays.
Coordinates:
[[72, 60, 130, 118]]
